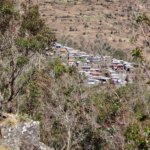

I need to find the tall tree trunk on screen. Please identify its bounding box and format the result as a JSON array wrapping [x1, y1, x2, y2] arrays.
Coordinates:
[[0, 93, 3, 120], [7, 56, 15, 113], [67, 128, 71, 150]]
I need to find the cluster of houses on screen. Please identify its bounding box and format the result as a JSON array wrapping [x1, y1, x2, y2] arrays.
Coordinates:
[[51, 43, 136, 87]]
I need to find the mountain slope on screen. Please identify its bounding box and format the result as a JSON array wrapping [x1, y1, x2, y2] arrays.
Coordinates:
[[37, 0, 150, 53]]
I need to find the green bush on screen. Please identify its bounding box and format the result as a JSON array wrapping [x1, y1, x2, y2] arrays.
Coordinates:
[[92, 92, 121, 124], [48, 59, 66, 78], [0, 0, 14, 34], [124, 123, 149, 149], [125, 124, 140, 142], [16, 56, 29, 68]]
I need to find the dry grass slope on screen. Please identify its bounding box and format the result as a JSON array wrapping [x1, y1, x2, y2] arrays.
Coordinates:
[[0, 145, 10, 150], [36, 0, 150, 51]]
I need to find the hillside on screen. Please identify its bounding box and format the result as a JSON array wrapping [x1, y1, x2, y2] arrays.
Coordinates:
[[37, 0, 150, 54], [0, 1, 150, 150]]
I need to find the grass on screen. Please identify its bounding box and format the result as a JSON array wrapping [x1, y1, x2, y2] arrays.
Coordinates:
[[0, 114, 19, 126], [0, 145, 10, 150], [0, 113, 32, 127]]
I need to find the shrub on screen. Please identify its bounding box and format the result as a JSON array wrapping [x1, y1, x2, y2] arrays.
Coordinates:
[[124, 123, 149, 149], [92, 92, 121, 124], [48, 59, 66, 78]]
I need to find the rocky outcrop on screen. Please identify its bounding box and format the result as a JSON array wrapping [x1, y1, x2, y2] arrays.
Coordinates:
[[0, 114, 53, 150]]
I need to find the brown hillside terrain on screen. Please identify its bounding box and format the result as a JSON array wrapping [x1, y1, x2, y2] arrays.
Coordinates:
[[17, 0, 150, 58]]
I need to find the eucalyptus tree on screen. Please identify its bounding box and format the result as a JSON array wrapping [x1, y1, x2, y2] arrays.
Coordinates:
[[0, 0, 56, 117]]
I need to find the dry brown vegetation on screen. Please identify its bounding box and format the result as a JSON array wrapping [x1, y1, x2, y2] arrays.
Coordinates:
[[36, 0, 150, 52], [0, 1, 150, 150]]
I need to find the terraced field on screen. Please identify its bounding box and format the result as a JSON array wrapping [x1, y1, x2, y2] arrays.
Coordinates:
[[15, 0, 150, 59], [37, 0, 150, 54]]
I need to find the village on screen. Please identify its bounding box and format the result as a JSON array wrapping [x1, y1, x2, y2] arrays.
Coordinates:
[[48, 43, 137, 87]]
